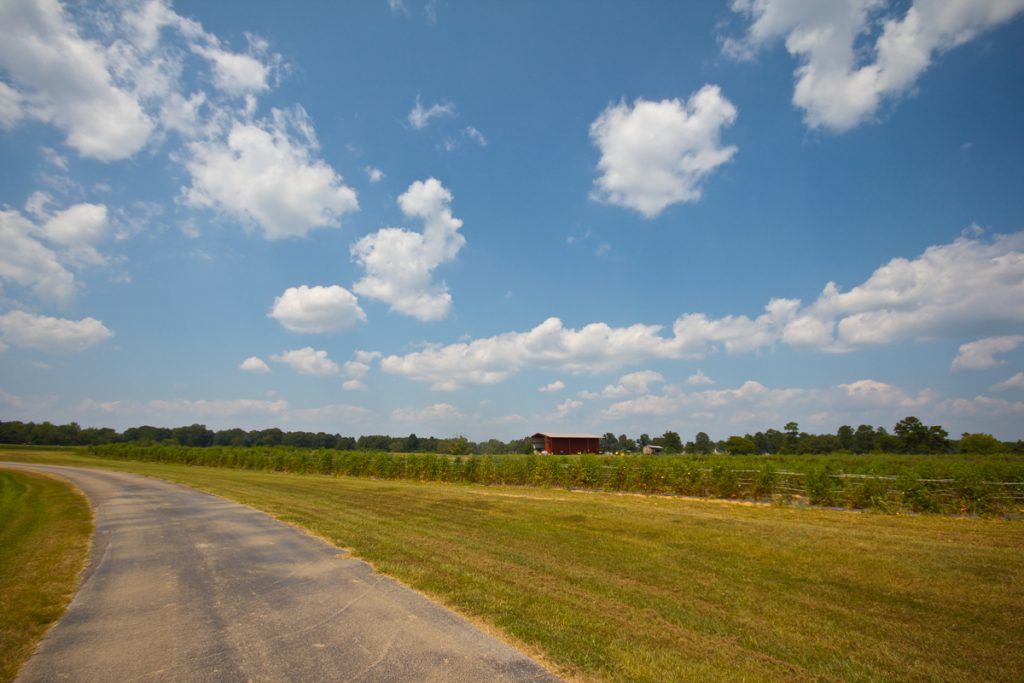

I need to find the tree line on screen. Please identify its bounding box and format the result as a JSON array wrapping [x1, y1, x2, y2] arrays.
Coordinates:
[[0, 417, 1020, 455]]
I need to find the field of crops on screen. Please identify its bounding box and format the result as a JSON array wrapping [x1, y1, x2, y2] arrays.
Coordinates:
[[87, 444, 1024, 515]]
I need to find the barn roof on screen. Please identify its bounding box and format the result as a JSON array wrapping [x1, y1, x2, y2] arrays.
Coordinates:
[[532, 432, 602, 439]]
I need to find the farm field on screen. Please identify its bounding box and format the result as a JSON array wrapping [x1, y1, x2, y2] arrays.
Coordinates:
[[88, 443, 1024, 515], [3, 448, 1024, 682], [0, 467, 92, 683]]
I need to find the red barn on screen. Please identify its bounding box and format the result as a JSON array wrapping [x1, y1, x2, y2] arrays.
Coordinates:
[[531, 432, 601, 455]]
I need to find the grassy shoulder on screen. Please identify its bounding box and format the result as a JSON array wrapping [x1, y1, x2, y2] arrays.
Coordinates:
[[0, 467, 92, 683], [3, 449, 1024, 682]]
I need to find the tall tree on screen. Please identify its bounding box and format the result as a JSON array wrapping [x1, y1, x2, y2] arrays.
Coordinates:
[[693, 431, 712, 454], [660, 430, 683, 454]]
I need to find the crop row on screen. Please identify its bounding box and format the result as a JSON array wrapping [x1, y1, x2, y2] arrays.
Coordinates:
[[86, 444, 1024, 515]]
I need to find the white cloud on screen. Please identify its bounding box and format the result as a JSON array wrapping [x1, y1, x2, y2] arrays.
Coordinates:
[[407, 96, 455, 129], [585, 370, 665, 399], [952, 335, 1024, 371], [380, 230, 1024, 389], [366, 166, 385, 183], [268, 285, 366, 333], [940, 394, 1024, 416], [352, 178, 465, 320], [789, 231, 1024, 351], [837, 379, 934, 408], [41, 203, 110, 267], [464, 126, 487, 146], [601, 378, 934, 433], [555, 398, 584, 419], [191, 34, 272, 97], [726, 0, 1024, 132], [341, 351, 380, 391], [992, 372, 1024, 392], [539, 380, 566, 393], [0, 310, 112, 352], [388, 0, 410, 17], [239, 356, 270, 373], [269, 347, 340, 376], [589, 86, 738, 218], [392, 402, 464, 422], [291, 403, 370, 423], [0, 0, 153, 160], [183, 107, 359, 239], [0, 209, 76, 305], [687, 369, 715, 386], [146, 397, 289, 419]]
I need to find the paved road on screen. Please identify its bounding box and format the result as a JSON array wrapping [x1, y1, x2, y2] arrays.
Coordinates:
[[4, 464, 559, 683]]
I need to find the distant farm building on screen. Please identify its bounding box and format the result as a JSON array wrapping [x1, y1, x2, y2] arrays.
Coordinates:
[[642, 444, 663, 455], [532, 432, 601, 454]]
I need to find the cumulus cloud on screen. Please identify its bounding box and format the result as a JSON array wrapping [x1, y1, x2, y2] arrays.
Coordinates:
[[183, 107, 358, 239], [269, 347, 340, 376], [392, 402, 464, 422], [0, 310, 113, 352], [366, 166, 385, 183], [952, 335, 1024, 371], [0, 0, 153, 160], [341, 350, 380, 391], [601, 378, 934, 434], [582, 370, 665, 399], [41, 203, 111, 267], [539, 380, 566, 393], [787, 231, 1024, 352], [992, 372, 1024, 392], [268, 284, 366, 333], [589, 85, 738, 218], [238, 356, 270, 373], [0, 209, 76, 306], [940, 394, 1024, 416], [687, 369, 715, 386], [191, 33, 275, 97], [380, 230, 1024, 388], [725, 0, 1024, 132], [352, 178, 465, 320], [555, 398, 584, 419], [407, 96, 455, 129], [0, 199, 119, 304]]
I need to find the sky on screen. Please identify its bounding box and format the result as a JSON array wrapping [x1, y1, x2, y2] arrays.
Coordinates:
[[2, 0, 1024, 442]]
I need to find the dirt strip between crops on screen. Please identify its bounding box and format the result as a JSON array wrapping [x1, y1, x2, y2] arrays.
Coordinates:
[[3, 463, 559, 683]]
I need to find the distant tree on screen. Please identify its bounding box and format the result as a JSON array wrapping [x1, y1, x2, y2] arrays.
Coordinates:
[[600, 432, 618, 453], [449, 436, 471, 455], [782, 421, 800, 453], [893, 417, 950, 454], [405, 433, 421, 452], [357, 434, 391, 451], [852, 425, 876, 453], [693, 431, 713, 455], [836, 425, 854, 451], [724, 435, 756, 455], [616, 434, 635, 452], [959, 432, 1005, 454], [637, 433, 651, 450], [660, 430, 683, 454]]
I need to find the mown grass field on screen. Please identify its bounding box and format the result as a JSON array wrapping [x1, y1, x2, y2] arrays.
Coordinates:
[[3, 448, 1024, 682], [0, 466, 92, 683]]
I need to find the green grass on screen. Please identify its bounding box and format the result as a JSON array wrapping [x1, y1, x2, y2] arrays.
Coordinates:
[[3, 449, 1024, 682], [0, 467, 92, 683]]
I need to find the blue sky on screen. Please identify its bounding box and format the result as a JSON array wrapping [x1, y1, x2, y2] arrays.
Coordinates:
[[2, 0, 1024, 441]]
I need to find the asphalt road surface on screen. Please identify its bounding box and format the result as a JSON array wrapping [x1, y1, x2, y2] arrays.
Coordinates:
[[5, 463, 560, 683]]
